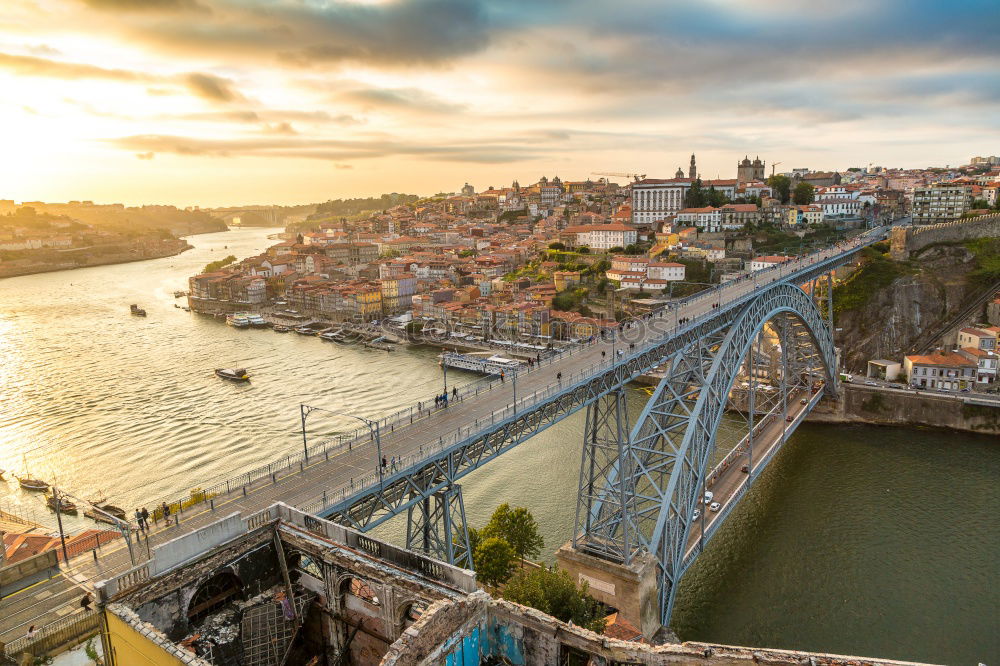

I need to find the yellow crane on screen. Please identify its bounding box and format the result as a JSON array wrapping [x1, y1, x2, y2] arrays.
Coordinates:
[[770, 162, 783, 177], [591, 171, 647, 182]]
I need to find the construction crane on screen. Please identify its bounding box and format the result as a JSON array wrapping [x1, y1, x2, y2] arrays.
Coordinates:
[[592, 171, 647, 182], [770, 162, 783, 177]]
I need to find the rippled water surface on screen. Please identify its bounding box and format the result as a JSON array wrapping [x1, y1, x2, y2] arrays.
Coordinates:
[[1, 227, 995, 665]]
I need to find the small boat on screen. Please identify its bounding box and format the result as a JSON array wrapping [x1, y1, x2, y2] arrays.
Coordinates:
[[17, 476, 49, 492], [182, 306, 191, 312], [46, 495, 77, 515], [130, 304, 147, 317], [215, 368, 250, 381], [319, 329, 347, 342], [294, 326, 316, 335], [88, 491, 108, 505], [173, 290, 187, 298], [364, 341, 394, 351], [272, 325, 290, 333], [100, 504, 127, 520]]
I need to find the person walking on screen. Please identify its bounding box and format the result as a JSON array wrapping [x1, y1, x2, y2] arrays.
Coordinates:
[[500, 372, 505, 383], [556, 372, 562, 383], [161, 502, 171, 526], [26, 626, 38, 640], [452, 386, 458, 399], [141, 507, 150, 530], [381, 456, 387, 470], [135, 508, 145, 533]]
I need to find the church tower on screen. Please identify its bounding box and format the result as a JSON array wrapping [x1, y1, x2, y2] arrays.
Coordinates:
[[688, 154, 697, 179], [675, 166, 684, 178]]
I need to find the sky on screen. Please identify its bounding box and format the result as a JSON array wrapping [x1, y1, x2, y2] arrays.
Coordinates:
[[1, 0, 998, 207]]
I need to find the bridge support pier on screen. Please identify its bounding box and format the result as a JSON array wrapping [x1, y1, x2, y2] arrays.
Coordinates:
[[404, 484, 472, 570]]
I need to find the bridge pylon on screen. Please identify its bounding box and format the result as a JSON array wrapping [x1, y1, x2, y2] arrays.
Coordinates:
[[404, 483, 472, 570]]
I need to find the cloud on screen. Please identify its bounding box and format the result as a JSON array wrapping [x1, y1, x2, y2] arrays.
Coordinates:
[[135, 151, 155, 159], [108, 133, 539, 163], [184, 72, 241, 102], [79, 0, 207, 11], [261, 121, 297, 136], [340, 87, 464, 114], [0, 52, 142, 81]]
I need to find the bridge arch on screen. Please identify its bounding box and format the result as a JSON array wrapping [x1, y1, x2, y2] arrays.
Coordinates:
[[577, 283, 837, 626]]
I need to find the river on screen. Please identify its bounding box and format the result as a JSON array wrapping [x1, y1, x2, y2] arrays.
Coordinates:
[[0, 227, 995, 665]]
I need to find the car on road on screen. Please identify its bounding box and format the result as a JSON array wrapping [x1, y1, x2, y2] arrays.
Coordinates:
[[800, 398, 808, 405], [709, 502, 721, 512], [741, 464, 749, 473], [692, 509, 701, 521], [703, 491, 714, 505], [865, 381, 878, 386]]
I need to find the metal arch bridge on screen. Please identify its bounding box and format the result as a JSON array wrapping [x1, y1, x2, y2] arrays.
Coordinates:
[[315, 226, 888, 626]]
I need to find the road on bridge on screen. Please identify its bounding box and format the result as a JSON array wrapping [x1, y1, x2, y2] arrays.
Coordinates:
[[0, 232, 879, 645]]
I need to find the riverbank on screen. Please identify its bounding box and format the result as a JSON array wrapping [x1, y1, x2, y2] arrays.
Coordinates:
[[806, 383, 1000, 434], [0, 239, 193, 279]]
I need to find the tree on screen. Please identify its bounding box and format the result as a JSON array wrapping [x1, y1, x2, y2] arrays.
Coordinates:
[[706, 186, 729, 208], [483, 504, 545, 562], [502, 566, 607, 633], [577, 246, 590, 254], [793, 182, 815, 205], [202, 254, 237, 273], [767, 174, 792, 204], [684, 179, 706, 208], [548, 242, 565, 250], [474, 537, 516, 588], [971, 198, 989, 210]]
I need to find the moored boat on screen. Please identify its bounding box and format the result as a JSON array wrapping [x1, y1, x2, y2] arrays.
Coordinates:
[[130, 304, 147, 317], [248, 314, 269, 328], [215, 368, 250, 381], [46, 495, 78, 515], [439, 352, 522, 375], [227, 314, 251, 328], [272, 324, 290, 333], [17, 476, 49, 492]]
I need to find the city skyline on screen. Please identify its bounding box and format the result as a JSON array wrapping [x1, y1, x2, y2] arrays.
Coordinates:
[[1, 0, 998, 207]]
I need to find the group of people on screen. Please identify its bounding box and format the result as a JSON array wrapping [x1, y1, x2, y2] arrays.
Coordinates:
[[434, 387, 457, 408], [380, 455, 401, 472]]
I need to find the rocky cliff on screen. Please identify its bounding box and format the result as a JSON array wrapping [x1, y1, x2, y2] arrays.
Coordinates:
[[834, 243, 988, 370]]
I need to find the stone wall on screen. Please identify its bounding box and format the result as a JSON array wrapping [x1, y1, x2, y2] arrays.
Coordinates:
[[380, 591, 938, 666], [808, 384, 1000, 434], [890, 214, 1000, 260]]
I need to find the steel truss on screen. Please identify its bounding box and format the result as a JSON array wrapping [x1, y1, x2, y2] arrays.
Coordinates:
[[405, 484, 472, 569], [321, 256, 847, 574], [574, 283, 837, 625]]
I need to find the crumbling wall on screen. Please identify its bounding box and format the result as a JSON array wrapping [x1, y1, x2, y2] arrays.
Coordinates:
[[127, 531, 281, 640], [380, 593, 938, 666]]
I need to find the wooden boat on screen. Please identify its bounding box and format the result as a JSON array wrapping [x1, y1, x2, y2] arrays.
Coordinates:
[[130, 304, 147, 317], [46, 495, 77, 515], [85, 504, 126, 524], [17, 476, 49, 492], [216, 368, 250, 381]]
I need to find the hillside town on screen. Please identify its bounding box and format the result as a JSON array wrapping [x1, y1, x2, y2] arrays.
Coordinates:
[[186, 155, 1000, 391]]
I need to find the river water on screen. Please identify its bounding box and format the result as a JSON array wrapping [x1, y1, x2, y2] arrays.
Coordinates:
[[0, 227, 995, 665]]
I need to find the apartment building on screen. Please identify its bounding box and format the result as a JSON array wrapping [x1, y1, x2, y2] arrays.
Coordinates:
[[903, 351, 976, 390], [912, 184, 972, 224]]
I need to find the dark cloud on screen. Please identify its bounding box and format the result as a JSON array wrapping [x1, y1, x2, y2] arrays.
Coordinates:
[[184, 72, 241, 102], [108, 133, 538, 163], [340, 88, 464, 114]]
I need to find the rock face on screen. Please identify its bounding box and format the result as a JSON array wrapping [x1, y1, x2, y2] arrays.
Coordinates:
[[836, 244, 981, 371]]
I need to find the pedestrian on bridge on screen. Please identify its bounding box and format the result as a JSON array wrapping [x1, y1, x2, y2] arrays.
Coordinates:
[[382, 456, 388, 471], [142, 507, 150, 529], [453, 386, 458, 399], [435, 395, 440, 407], [161, 502, 171, 526], [500, 371, 505, 383], [135, 508, 145, 533]]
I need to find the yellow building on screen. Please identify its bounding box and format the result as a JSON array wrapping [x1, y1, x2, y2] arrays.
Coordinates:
[[103, 610, 198, 665]]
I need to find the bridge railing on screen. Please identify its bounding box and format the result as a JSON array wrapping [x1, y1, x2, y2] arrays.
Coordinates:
[[297, 229, 887, 517], [143, 228, 888, 527]]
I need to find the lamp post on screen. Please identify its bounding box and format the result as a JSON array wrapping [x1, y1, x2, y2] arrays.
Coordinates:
[[301, 404, 383, 486]]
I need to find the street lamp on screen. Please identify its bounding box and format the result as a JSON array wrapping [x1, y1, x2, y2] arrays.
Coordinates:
[[300, 404, 384, 485]]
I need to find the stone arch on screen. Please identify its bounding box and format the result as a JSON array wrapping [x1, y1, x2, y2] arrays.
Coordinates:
[[187, 569, 244, 625]]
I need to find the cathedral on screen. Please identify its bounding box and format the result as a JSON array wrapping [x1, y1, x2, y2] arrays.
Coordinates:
[[737, 156, 765, 185]]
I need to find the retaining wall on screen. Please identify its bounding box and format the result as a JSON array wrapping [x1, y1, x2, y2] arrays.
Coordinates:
[[890, 214, 1000, 260]]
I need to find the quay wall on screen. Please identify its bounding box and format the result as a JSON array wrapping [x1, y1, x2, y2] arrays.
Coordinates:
[[807, 384, 1000, 434], [890, 214, 1000, 260]]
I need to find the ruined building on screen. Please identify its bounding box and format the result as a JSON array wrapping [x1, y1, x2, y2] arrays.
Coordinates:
[[92, 502, 935, 666]]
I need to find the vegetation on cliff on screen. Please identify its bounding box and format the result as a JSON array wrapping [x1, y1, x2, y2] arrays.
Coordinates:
[[965, 237, 1000, 285], [833, 244, 913, 315], [203, 254, 237, 273]]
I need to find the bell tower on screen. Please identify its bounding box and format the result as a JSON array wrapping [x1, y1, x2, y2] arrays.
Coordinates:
[[688, 154, 697, 179]]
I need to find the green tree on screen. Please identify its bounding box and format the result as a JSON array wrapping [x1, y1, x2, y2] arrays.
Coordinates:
[[793, 182, 815, 205], [767, 174, 792, 204], [474, 537, 516, 588], [577, 246, 590, 254], [684, 179, 706, 208], [202, 254, 237, 273], [484, 503, 545, 562], [971, 198, 989, 209], [502, 566, 607, 633], [706, 185, 729, 208], [548, 242, 565, 250]]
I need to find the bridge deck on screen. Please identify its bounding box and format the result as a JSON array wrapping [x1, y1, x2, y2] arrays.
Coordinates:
[[0, 231, 884, 644]]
